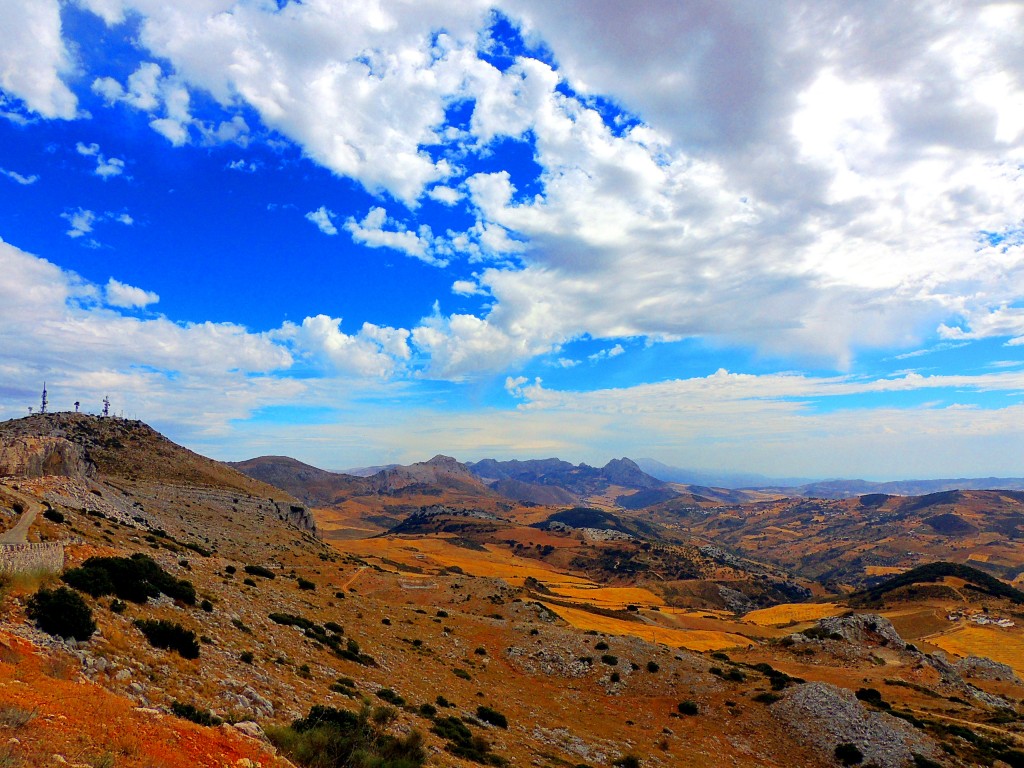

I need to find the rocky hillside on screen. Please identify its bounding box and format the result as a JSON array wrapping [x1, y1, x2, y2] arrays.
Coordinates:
[[650, 489, 1024, 586]]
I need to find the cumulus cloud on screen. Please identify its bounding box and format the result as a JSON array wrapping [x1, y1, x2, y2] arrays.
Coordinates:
[[274, 314, 410, 378], [105, 278, 159, 309], [62, 208, 96, 239], [0, 0, 77, 119], [61, 208, 134, 241], [0, 168, 38, 185], [17, 0, 1024, 384], [92, 61, 248, 147], [0, 237, 299, 426], [76, 142, 127, 179], [345, 207, 444, 266], [588, 344, 624, 362], [305, 206, 338, 236]]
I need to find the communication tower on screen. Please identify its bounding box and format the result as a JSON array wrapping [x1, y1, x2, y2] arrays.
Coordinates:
[[102, 396, 110, 417], [40, 382, 48, 414]]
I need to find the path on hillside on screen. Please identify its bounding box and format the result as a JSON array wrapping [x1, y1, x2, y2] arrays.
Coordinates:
[[340, 566, 368, 591], [0, 485, 42, 544]]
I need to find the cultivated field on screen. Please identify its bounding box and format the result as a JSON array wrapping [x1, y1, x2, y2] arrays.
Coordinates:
[[742, 602, 844, 626], [539, 601, 751, 651]]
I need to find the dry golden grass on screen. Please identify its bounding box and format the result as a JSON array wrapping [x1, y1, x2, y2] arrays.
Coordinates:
[[742, 603, 844, 627], [931, 625, 1024, 676], [546, 585, 665, 609], [333, 535, 593, 587], [540, 601, 750, 651], [865, 566, 906, 576]]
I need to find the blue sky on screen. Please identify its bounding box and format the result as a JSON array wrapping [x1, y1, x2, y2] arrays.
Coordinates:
[[1, 1, 1023, 479]]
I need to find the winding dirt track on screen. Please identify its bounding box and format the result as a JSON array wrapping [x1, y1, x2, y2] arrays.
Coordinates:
[[0, 484, 41, 544]]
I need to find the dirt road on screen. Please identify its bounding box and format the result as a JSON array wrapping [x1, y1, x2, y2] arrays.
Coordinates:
[[0, 485, 42, 544]]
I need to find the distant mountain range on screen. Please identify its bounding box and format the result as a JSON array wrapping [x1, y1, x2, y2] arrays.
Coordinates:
[[636, 458, 1024, 498], [233, 452, 1024, 510]]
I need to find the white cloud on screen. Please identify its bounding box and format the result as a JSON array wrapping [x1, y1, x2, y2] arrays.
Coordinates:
[[0, 168, 38, 185], [274, 314, 410, 378], [588, 344, 624, 362], [427, 185, 462, 205], [62, 208, 96, 239], [451, 279, 485, 296], [0, 0, 77, 119], [60, 208, 134, 241], [305, 206, 338, 236], [105, 277, 159, 308], [76, 142, 127, 179], [18, 0, 1024, 385], [345, 207, 444, 266], [227, 159, 258, 173]]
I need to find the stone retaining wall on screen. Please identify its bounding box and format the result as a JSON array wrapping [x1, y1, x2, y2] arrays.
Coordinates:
[[0, 541, 65, 576]]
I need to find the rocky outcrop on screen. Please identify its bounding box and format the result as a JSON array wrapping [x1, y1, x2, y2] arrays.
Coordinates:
[[0, 436, 95, 479], [816, 613, 907, 648], [771, 682, 939, 768], [275, 501, 319, 538], [957, 655, 1022, 683]]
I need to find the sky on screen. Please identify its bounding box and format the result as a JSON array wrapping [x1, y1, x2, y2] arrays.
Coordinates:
[[1, 0, 1023, 480]]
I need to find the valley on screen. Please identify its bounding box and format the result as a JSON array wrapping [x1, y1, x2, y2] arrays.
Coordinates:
[[1, 414, 1024, 767]]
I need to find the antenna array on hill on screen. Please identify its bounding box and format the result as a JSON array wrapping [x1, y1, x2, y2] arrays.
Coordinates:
[[102, 396, 111, 417], [40, 383, 47, 415]]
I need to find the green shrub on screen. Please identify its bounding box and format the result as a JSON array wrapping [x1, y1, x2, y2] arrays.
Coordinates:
[[269, 612, 316, 630], [297, 577, 316, 591], [134, 619, 200, 659], [62, 555, 195, 605], [431, 716, 505, 765], [835, 743, 863, 765], [109, 599, 126, 614], [474, 647, 487, 656], [27, 587, 95, 640], [42, 509, 65, 524], [436, 695, 454, 708], [243, 578, 257, 587], [200, 599, 213, 612], [418, 703, 437, 718], [453, 668, 471, 680], [244, 564, 276, 579], [324, 621, 343, 634], [376, 688, 405, 706], [224, 565, 236, 574], [170, 701, 222, 727], [595, 641, 609, 650], [646, 661, 659, 673], [612, 756, 641, 768], [240, 651, 255, 664], [752, 692, 781, 705], [268, 705, 425, 768], [609, 672, 621, 683], [476, 705, 507, 729], [677, 700, 699, 716], [600, 654, 618, 666]]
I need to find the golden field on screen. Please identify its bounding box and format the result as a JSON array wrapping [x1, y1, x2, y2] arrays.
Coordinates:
[[742, 602, 845, 626], [539, 601, 751, 651]]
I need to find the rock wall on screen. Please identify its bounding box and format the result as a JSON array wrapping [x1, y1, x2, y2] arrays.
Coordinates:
[[0, 437, 95, 480], [0, 541, 64, 576]]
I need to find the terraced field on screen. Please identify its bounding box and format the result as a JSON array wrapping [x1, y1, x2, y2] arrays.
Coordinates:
[[930, 624, 1024, 677], [743, 602, 844, 626], [539, 601, 751, 651]]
